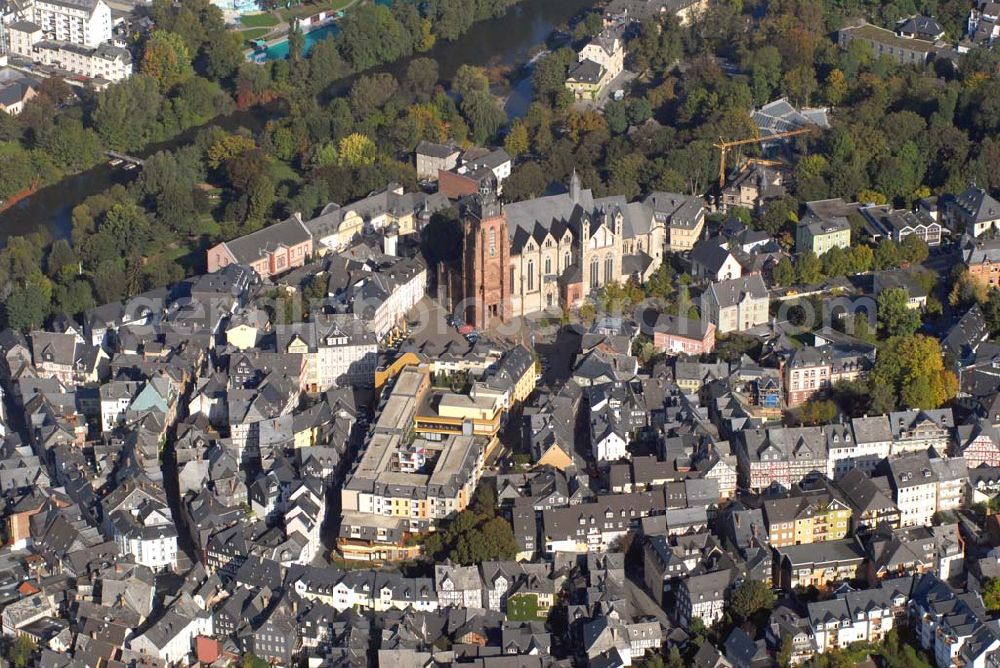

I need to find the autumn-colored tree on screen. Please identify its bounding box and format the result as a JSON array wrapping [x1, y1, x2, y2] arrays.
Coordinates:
[[141, 30, 194, 90], [823, 69, 848, 106], [207, 134, 256, 170], [872, 335, 958, 409], [337, 133, 377, 168], [504, 119, 529, 158]]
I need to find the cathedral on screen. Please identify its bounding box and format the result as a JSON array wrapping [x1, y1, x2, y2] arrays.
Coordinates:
[[441, 173, 700, 328]]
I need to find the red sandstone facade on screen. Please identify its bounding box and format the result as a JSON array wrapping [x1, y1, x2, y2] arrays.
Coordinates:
[[462, 187, 510, 330]]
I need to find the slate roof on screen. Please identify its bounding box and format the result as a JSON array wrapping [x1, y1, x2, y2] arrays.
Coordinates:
[[953, 185, 1000, 225], [223, 215, 312, 264], [706, 274, 768, 309]]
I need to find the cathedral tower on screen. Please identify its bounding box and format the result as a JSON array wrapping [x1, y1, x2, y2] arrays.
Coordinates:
[[461, 180, 509, 329]]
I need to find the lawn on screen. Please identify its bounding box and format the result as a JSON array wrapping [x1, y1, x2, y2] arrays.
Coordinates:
[[239, 12, 279, 27], [240, 27, 273, 42], [277, 0, 353, 22]]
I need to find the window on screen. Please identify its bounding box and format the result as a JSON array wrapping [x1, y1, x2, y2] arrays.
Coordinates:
[[527, 260, 534, 291], [591, 257, 599, 288], [510, 267, 515, 292], [544, 257, 551, 275], [605, 256, 613, 284], [489, 228, 496, 257], [564, 251, 570, 270]]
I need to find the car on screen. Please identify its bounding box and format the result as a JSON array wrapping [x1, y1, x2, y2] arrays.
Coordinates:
[[466, 334, 479, 343]]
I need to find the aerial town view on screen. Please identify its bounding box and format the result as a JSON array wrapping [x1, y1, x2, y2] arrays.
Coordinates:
[[3, 0, 1000, 664]]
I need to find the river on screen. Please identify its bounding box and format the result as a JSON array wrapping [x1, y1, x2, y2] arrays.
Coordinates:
[[0, 0, 594, 246]]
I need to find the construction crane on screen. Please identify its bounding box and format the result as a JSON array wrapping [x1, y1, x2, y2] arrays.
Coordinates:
[[713, 126, 816, 189]]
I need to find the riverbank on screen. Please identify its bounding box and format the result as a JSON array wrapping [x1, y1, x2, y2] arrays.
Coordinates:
[[0, 0, 596, 246]]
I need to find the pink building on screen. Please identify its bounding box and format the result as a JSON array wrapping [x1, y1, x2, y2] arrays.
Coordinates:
[[784, 347, 833, 407], [648, 314, 716, 355], [207, 214, 313, 279]]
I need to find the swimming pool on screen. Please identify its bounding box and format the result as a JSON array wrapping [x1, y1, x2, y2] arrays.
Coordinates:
[[259, 22, 340, 60]]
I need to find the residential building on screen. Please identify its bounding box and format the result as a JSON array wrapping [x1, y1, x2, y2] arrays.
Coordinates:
[[26, 40, 131, 81], [415, 141, 460, 181], [796, 214, 851, 257], [110, 502, 179, 572], [955, 419, 1000, 468], [783, 347, 832, 407], [206, 214, 313, 278], [835, 469, 900, 533], [961, 235, 1000, 289], [275, 315, 378, 391], [808, 588, 896, 652], [541, 491, 665, 554], [437, 147, 513, 199], [944, 185, 1000, 237], [761, 492, 851, 548], [966, 0, 1000, 47], [32, 0, 112, 47], [644, 312, 716, 356], [677, 569, 734, 627], [305, 184, 449, 251], [719, 163, 786, 214], [691, 239, 742, 282], [889, 409, 953, 453], [775, 539, 865, 589], [645, 191, 705, 252], [0, 67, 37, 115], [565, 25, 625, 101], [701, 274, 769, 334], [435, 562, 483, 608], [837, 21, 941, 66], [885, 452, 939, 527], [848, 415, 894, 474], [733, 426, 828, 493]]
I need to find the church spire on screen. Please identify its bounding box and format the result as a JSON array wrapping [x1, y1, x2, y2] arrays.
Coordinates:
[[570, 169, 581, 204]]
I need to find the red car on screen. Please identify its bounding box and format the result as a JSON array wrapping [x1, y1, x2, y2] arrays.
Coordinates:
[[457, 324, 475, 335]]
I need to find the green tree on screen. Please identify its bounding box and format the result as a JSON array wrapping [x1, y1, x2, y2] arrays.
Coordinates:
[[729, 579, 777, 621], [91, 75, 163, 151], [846, 244, 874, 274], [797, 250, 824, 285], [53, 279, 95, 316], [404, 57, 439, 101], [874, 239, 902, 270], [240, 653, 269, 668], [338, 4, 409, 71], [776, 633, 794, 668], [822, 245, 849, 278], [794, 399, 838, 426], [452, 64, 490, 99], [349, 73, 399, 118], [93, 261, 127, 303], [8, 635, 36, 668], [983, 578, 1000, 613], [461, 90, 507, 144], [3, 282, 50, 331], [899, 234, 929, 264], [877, 287, 921, 337]]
